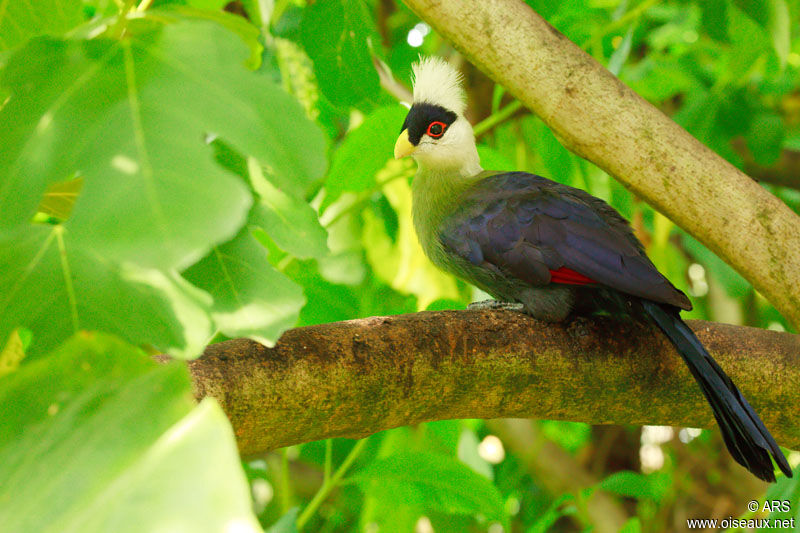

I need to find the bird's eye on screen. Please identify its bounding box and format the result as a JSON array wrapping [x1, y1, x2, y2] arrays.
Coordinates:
[[426, 121, 446, 138]]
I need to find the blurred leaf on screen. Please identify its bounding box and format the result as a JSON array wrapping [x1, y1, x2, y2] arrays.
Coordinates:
[[608, 26, 634, 75], [535, 119, 575, 184], [0, 225, 212, 359], [266, 507, 299, 533], [746, 112, 785, 165], [362, 175, 460, 309], [249, 160, 329, 260], [620, 517, 643, 533], [182, 228, 304, 347], [765, 463, 800, 523], [300, 0, 381, 108], [599, 471, 671, 502], [477, 144, 515, 172], [766, 0, 790, 67], [723, 3, 771, 83], [0, 0, 84, 51], [324, 105, 408, 208], [168, 6, 264, 69], [0, 330, 24, 378], [0, 17, 325, 270], [700, 0, 729, 41], [540, 420, 591, 453], [0, 333, 261, 532], [37, 176, 84, 222], [351, 452, 506, 521], [457, 429, 494, 480], [528, 494, 577, 533], [681, 233, 750, 298]]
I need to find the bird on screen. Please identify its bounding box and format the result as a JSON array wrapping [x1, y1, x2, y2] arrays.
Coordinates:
[[393, 56, 792, 482]]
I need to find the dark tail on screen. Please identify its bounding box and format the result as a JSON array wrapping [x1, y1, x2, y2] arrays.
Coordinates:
[[640, 299, 792, 482]]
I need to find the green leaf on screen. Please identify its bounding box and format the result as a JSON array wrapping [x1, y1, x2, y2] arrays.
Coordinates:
[[723, 3, 770, 83], [765, 463, 800, 523], [608, 26, 634, 75], [0, 225, 212, 358], [266, 507, 299, 533], [351, 452, 506, 521], [0, 333, 261, 532], [183, 227, 305, 346], [249, 159, 329, 260], [536, 119, 575, 184], [0, 0, 84, 51], [746, 112, 785, 165], [599, 471, 670, 502], [300, 0, 380, 108], [0, 17, 325, 270], [324, 104, 408, 208], [457, 428, 494, 480]]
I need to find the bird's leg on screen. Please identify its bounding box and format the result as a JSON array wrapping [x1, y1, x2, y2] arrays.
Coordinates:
[[468, 299, 525, 312]]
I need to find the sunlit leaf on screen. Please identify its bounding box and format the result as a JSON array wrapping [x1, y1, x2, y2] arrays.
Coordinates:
[[0, 0, 84, 51], [182, 228, 305, 347], [249, 159, 329, 260], [0, 333, 261, 532], [0, 225, 212, 359], [0, 17, 325, 270]]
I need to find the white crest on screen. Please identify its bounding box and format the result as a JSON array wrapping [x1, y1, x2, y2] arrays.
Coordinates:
[[412, 56, 466, 116]]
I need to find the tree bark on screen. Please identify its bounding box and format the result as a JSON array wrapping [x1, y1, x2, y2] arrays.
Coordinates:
[[184, 310, 800, 456], [399, 0, 800, 328]]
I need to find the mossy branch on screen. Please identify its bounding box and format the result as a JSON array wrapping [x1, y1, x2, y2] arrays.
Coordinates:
[[183, 310, 800, 456], [400, 0, 800, 328]]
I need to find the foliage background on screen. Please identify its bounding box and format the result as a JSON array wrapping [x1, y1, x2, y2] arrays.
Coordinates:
[[1, 0, 800, 531]]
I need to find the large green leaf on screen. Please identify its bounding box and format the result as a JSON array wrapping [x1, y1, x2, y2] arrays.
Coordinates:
[[0, 225, 212, 358], [300, 0, 381, 108], [351, 451, 506, 522], [0, 0, 84, 51], [323, 104, 408, 209], [0, 333, 262, 533], [0, 16, 326, 270], [249, 159, 329, 260], [182, 227, 305, 346]]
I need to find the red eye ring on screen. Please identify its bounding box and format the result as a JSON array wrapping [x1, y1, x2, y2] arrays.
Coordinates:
[[426, 121, 447, 138]]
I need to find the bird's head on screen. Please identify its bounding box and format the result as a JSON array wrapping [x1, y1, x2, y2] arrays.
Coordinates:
[[394, 57, 481, 177]]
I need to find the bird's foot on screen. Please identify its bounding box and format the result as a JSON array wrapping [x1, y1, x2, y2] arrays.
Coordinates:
[[468, 299, 525, 312]]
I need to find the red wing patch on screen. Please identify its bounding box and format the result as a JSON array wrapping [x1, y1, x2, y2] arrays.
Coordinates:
[[548, 267, 596, 285]]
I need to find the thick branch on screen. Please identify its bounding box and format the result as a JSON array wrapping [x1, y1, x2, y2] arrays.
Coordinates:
[[185, 310, 800, 456], [401, 0, 800, 328]]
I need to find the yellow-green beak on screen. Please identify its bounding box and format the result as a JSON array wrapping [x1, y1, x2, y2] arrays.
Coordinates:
[[394, 129, 416, 159]]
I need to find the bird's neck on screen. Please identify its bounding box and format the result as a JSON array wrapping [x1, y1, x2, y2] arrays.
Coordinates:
[[411, 159, 484, 258]]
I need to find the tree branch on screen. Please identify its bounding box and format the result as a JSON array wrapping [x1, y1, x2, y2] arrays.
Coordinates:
[[184, 310, 800, 456], [400, 0, 800, 328]]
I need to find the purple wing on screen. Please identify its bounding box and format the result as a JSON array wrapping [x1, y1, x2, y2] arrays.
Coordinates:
[[440, 172, 691, 310]]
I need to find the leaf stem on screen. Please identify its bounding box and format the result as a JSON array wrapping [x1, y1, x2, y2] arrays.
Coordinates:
[[582, 0, 661, 49], [296, 438, 369, 530], [136, 0, 154, 12], [324, 439, 333, 483], [474, 100, 524, 138]]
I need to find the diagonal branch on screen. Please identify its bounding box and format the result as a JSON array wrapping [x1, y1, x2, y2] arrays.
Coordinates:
[[184, 310, 800, 456], [400, 0, 800, 328]]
